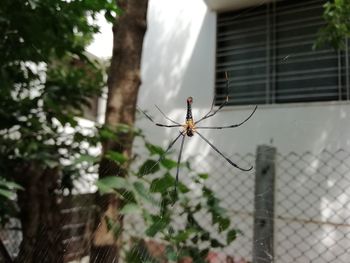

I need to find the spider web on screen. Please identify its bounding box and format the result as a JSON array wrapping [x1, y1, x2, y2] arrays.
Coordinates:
[[3, 0, 350, 263], [84, 1, 275, 260]]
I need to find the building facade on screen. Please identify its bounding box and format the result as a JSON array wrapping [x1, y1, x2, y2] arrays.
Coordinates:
[[137, 0, 350, 262]]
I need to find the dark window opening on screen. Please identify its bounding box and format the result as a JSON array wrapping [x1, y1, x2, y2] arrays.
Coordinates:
[[216, 0, 350, 106]]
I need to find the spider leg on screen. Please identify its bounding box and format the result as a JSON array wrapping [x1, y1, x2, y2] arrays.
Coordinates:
[[137, 106, 182, 128], [174, 133, 186, 197], [196, 105, 257, 129], [195, 72, 230, 125], [145, 132, 184, 176], [196, 131, 253, 171], [195, 100, 227, 125], [154, 104, 181, 125]]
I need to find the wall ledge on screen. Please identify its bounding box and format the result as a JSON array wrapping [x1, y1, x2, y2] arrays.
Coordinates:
[[203, 0, 275, 12]]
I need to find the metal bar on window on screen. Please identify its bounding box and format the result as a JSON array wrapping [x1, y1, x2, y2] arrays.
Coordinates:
[[216, 85, 340, 97], [277, 67, 338, 76], [218, 10, 268, 26], [338, 50, 342, 100], [266, 3, 271, 104], [276, 0, 325, 13], [219, 40, 322, 56], [217, 25, 267, 38], [276, 92, 340, 100], [278, 73, 339, 82], [271, 1, 276, 104], [346, 37, 350, 100]]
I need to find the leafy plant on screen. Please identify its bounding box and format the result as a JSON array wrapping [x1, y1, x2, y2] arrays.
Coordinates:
[[0, 178, 23, 199], [315, 0, 350, 50], [96, 131, 240, 262], [0, 0, 119, 197], [0, 178, 23, 225], [0, 0, 119, 259]]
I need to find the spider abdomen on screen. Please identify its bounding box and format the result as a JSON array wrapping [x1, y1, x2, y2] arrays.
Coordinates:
[[186, 129, 194, 137], [185, 118, 195, 137]]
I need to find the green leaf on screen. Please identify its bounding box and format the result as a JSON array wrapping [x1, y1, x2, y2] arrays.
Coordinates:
[[115, 6, 124, 16], [99, 127, 117, 140], [27, 141, 38, 152], [173, 228, 196, 242], [199, 248, 209, 258], [120, 203, 141, 215], [133, 182, 157, 205], [0, 189, 14, 199], [198, 173, 209, 180], [160, 158, 178, 169], [194, 203, 202, 212], [138, 159, 160, 176], [145, 143, 165, 156], [203, 186, 213, 198], [96, 182, 114, 194], [210, 238, 224, 248], [105, 217, 121, 238], [145, 217, 169, 237], [0, 181, 24, 190], [96, 176, 128, 194], [104, 11, 115, 23], [191, 235, 198, 244], [105, 151, 128, 165], [150, 173, 174, 193], [227, 229, 237, 244], [187, 213, 201, 229], [218, 217, 230, 232], [142, 209, 152, 224], [116, 123, 132, 133], [44, 159, 59, 168], [119, 190, 136, 203], [200, 232, 210, 241], [165, 245, 177, 261], [73, 154, 98, 164], [185, 160, 192, 170], [28, 0, 38, 9], [178, 182, 190, 193]]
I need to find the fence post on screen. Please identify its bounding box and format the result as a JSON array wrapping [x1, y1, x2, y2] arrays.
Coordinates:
[[253, 145, 276, 263]]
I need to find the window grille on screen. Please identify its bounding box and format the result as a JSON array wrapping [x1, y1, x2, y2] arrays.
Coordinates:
[[216, 0, 350, 105]]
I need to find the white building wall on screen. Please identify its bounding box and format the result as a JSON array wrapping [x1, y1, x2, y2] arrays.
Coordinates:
[[137, 0, 350, 261]]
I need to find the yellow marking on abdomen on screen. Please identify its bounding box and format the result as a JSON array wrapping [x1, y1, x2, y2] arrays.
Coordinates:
[[186, 119, 194, 127]]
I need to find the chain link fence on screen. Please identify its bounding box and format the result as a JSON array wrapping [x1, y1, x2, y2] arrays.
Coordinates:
[[194, 152, 256, 263], [275, 149, 350, 263], [189, 148, 350, 262], [0, 194, 95, 263], [128, 147, 350, 263], [1, 147, 350, 262]]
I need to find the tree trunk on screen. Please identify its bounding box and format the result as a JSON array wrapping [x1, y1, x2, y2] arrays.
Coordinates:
[[15, 165, 64, 263], [90, 0, 148, 262]]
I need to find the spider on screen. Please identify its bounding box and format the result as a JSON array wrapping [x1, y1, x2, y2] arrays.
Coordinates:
[[138, 73, 257, 195]]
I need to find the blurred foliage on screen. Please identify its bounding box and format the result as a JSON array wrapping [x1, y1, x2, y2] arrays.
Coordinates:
[[0, 178, 23, 225], [315, 0, 350, 50], [0, 0, 119, 222], [96, 129, 240, 263]]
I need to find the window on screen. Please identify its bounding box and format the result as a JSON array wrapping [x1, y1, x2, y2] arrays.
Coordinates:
[[215, 0, 350, 106]]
